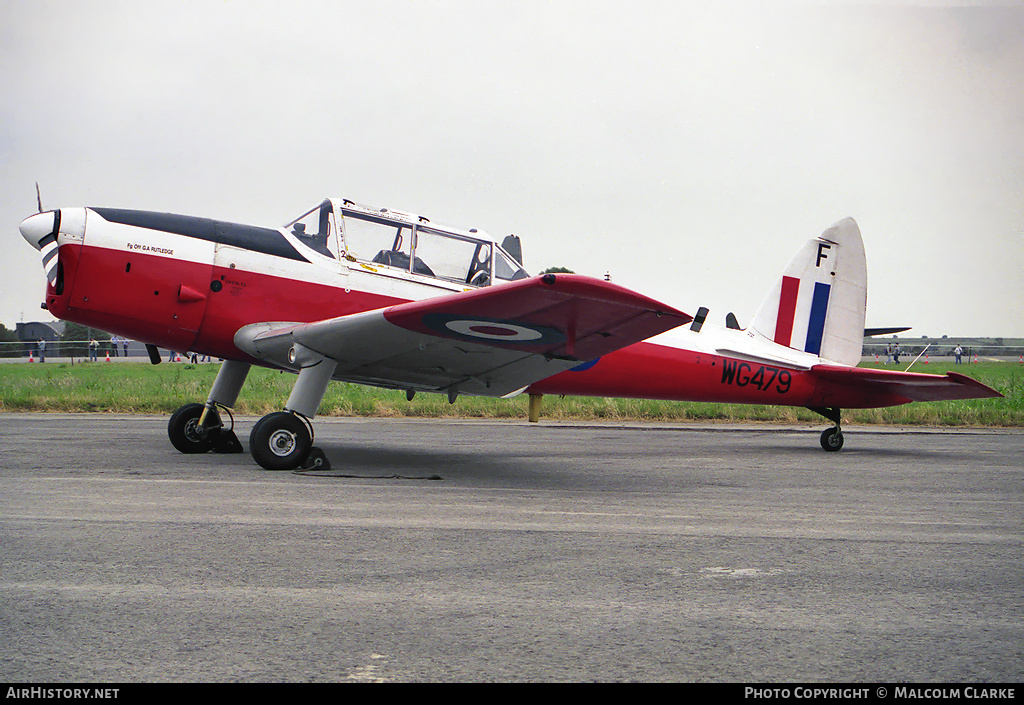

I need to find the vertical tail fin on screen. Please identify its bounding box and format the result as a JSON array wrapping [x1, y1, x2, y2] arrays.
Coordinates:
[[749, 218, 867, 366]]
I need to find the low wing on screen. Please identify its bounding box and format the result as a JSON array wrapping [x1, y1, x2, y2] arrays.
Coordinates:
[[811, 365, 1002, 403], [235, 274, 690, 398]]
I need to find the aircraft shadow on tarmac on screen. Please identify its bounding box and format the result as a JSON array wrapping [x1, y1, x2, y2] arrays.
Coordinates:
[[167, 422, 991, 488], [280, 439, 737, 491], [288, 443, 545, 483], [285, 429, 975, 479]]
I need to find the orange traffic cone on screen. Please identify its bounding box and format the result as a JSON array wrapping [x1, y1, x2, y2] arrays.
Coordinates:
[[29, 351, 34, 363], [924, 354, 929, 364], [105, 350, 111, 362]]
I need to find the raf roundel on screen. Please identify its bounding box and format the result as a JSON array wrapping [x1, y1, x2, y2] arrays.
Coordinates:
[[444, 320, 543, 342], [422, 313, 565, 346]]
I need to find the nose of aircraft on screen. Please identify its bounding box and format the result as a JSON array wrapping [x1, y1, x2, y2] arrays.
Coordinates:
[[19, 211, 57, 251], [19, 210, 61, 285]]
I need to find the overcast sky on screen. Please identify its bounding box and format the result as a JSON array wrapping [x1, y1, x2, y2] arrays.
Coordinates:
[[2, 1, 1022, 338]]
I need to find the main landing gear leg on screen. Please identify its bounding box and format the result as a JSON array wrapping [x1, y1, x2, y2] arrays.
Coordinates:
[[168, 360, 250, 454], [528, 393, 543, 423], [808, 406, 844, 452], [250, 348, 336, 471]]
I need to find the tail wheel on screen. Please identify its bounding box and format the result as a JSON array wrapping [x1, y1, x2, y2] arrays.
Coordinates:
[[820, 427, 844, 452], [250, 411, 312, 470]]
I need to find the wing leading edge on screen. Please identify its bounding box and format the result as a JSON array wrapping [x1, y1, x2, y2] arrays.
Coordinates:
[[235, 274, 690, 398]]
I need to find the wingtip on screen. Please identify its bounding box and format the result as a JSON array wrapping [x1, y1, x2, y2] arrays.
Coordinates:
[[946, 372, 1004, 398]]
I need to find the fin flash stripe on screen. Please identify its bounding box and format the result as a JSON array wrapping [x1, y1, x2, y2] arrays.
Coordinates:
[[804, 282, 831, 355], [775, 275, 800, 346]]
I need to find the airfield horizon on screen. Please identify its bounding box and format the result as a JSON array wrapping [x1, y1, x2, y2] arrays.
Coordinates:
[[0, 359, 1019, 427]]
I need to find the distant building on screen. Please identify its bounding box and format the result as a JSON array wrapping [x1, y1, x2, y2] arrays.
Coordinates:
[[16, 321, 64, 342]]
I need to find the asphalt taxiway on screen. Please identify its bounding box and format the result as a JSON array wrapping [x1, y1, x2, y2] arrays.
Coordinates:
[[1, 413, 1021, 682]]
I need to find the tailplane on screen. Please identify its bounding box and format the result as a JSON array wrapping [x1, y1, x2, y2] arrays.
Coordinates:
[[749, 218, 867, 367]]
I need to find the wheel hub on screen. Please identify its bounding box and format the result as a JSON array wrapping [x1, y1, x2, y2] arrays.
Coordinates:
[[183, 418, 205, 442], [268, 429, 297, 456]]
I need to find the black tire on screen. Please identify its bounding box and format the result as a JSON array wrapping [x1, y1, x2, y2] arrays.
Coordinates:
[[249, 412, 311, 470], [820, 428, 844, 452], [168, 403, 220, 454]]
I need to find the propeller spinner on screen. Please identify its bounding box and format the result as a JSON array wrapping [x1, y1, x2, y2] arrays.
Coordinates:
[[20, 209, 61, 286]]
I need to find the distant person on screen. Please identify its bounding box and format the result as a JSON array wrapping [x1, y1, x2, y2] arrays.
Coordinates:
[[893, 344, 901, 364], [885, 344, 892, 365], [89, 338, 99, 362], [954, 345, 963, 364], [122, 338, 130, 357], [110, 335, 120, 357], [37, 339, 45, 363]]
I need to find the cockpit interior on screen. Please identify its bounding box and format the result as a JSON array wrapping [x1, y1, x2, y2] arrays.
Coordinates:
[[285, 199, 528, 287]]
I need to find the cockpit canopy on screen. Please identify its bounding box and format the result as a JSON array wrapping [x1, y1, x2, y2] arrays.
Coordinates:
[[285, 199, 528, 287]]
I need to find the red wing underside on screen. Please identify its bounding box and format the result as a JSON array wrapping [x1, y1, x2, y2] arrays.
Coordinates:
[[812, 365, 1002, 403]]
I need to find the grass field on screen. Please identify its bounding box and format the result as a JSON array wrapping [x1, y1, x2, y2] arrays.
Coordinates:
[[0, 359, 1020, 426]]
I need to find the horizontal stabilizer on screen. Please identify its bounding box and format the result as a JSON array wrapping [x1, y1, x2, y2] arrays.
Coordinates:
[[864, 327, 911, 337], [812, 365, 1002, 403]]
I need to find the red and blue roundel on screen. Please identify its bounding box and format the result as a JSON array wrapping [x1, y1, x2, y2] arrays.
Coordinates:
[[421, 313, 565, 346]]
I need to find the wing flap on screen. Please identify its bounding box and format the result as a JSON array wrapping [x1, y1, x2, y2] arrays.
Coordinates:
[[811, 365, 1002, 403]]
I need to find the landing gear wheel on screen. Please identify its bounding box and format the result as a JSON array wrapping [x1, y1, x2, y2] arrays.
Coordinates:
[[250, 411, 312, 470], [820, 427, 844, 452], [168, 403, 220, 454]]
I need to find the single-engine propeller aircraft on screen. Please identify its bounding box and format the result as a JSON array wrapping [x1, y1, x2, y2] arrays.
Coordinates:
[[19, 196, 1001, 470]]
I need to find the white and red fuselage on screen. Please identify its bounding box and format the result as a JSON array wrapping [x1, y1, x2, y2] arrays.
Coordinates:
[[20, 200, 997, 416]]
